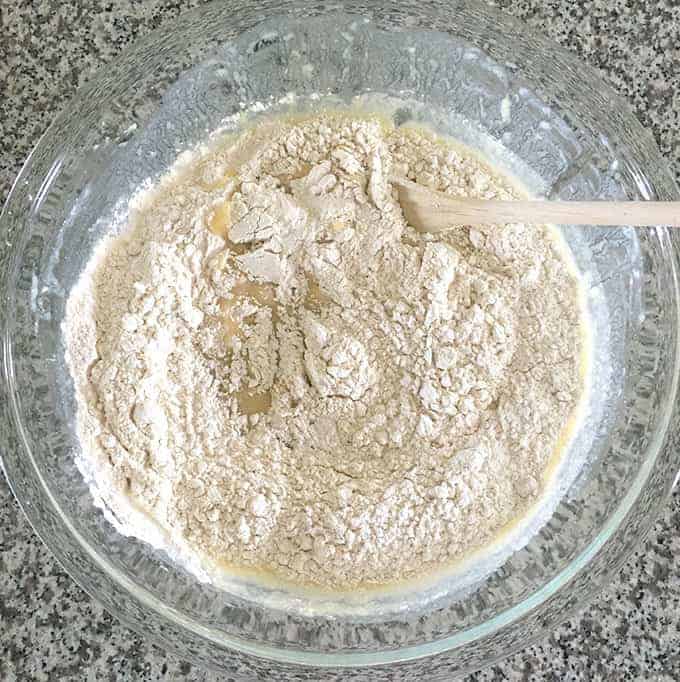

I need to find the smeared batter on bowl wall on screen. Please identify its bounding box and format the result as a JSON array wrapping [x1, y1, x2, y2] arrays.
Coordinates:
[[64, 112, 585, 590]]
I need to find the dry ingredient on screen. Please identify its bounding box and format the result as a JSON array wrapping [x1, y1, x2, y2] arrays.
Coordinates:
[[64, 112, 584, 589]]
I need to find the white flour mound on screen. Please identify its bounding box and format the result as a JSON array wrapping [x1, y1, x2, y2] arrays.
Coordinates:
[[64, 112, 585, 590]]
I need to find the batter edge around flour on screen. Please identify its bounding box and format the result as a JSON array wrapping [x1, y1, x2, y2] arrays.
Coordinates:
[[63, 104, 590, 596]]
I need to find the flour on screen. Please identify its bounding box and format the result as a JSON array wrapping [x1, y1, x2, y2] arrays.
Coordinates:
[[64, 112, 585, 589]]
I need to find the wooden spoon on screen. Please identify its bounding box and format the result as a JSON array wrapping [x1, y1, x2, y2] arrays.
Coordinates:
[[391, 175, 680, 232]]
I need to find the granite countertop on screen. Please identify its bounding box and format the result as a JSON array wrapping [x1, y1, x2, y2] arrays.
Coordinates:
[[1, 1, 679, 680]]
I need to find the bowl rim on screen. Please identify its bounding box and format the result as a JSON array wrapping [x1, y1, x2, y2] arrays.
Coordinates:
[[2, 0, 680, 673]]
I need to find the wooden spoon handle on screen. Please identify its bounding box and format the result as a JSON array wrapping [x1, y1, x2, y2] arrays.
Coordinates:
[[430, 199, 680, 228], [392, 176, 680, 230]]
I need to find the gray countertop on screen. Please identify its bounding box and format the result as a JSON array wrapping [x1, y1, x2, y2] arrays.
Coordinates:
[[1, 1, 679, 680]]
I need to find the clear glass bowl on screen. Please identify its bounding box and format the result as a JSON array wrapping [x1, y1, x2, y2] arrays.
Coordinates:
[[1, 1, 679, 678]]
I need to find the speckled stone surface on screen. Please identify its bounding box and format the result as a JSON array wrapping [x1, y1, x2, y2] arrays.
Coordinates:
[[1, 1, 679, 680]]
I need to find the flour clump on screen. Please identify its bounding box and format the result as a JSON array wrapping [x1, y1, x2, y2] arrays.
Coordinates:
[[64, 112, 585, 589]]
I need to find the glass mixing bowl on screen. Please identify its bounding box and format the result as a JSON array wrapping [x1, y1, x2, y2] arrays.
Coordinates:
[[1, 1, 679, 678]]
